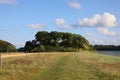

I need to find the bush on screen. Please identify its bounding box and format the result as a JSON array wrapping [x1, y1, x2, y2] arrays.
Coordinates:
[[45, 45, 59, 52], [17, 47, 25, 52], [38, 45, 45, 52], [31, 45, 45, 52], [45, 45, 77, 52], [63, 47, 78, 52]]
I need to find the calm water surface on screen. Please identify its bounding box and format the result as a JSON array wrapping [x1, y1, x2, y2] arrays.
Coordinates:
[[97, 51, 120, 56]]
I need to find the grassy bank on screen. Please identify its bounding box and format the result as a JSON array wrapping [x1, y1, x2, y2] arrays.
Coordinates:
[[0, 52, 120, 80]]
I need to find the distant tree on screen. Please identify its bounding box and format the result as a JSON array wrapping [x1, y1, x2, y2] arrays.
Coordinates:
[[31, 45, 45, 52], [35, 31, 49, 45], [49, 31, 63, 46], [17, 47, 25, 52], [0, 40, 16, 52], [24, 41, 33, 52], [94, 45, 120, 51], [24, 31, 91, 52]]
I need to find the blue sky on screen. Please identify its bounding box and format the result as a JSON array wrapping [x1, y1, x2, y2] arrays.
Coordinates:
[[0, 0, 120, 48]]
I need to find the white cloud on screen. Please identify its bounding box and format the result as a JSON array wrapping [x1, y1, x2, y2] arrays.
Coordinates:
[[68, 2, 81, 9], [97, 27, 116, 36], [58, 24, 73, 29], [0, 0, 18, 5], [55, 13, 117, 29], [55, 18, 73, 29], [55, 18, 65, 26], [55, 13, 118, 34], [27, 24, 46, 29], [78, 12, 117, 28]]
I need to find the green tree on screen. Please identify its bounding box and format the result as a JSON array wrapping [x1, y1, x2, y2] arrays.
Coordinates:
[[35, 31, 49, 45], [49, 31, 63, 46], [24, 41, 33, 52], [0, 40, 16, 52], [60, 32, 72, 47], [25, 31, 91, 52]]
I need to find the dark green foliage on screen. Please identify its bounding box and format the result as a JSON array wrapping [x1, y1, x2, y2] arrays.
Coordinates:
[[35, 31, 49, 45], [38, 45, 45, 52], [24, 41, 33, 52], [44, 46, 77, 52], [31, 45, 45, 52], [94, 45, 120, 51], [45, 45, 58, 52], [62, 47, 78, 52], [49, 31, 63, 46], [0, 40, 16, 52], [17, 47, 25, 52], [24, 31, 91, 52]]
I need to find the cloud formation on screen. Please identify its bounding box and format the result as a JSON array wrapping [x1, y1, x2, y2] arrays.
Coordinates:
[[82, 12, 117, 36], [55, 13, 117, 29], [97, 27, 116, 36], [67, 2, 81, 9], [55, 13, 118, 36], [27, 24, 46, 29], [0, 0, 18, 5], [55, 18, 65, 26], [55, 18, 73, 29], [78, 12, 117, 28]]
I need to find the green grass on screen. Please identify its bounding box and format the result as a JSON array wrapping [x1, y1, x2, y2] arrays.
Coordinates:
[[0, 52, 120, 80]]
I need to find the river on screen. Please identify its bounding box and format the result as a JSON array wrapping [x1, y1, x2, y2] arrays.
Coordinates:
[[97, 51, 120, 56]]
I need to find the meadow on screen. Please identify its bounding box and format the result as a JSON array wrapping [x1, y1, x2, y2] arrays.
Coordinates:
[[0, 52, 120, 80]]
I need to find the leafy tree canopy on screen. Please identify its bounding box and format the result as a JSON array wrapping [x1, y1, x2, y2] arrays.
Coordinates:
[[0, 40, 16, 52], [25, 31, 92, 52]]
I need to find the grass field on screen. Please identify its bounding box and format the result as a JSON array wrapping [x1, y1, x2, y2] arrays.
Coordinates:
[[0, 52, 120, 80]]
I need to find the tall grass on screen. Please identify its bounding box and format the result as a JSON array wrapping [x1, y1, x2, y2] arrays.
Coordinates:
[[0, 53, 68, 80], [0, 52, 120, 80]]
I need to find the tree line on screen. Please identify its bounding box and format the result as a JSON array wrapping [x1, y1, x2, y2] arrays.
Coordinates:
[[94, 45, 120, 51], [24, 31, 93, 52], [1, 31, 120, 52]]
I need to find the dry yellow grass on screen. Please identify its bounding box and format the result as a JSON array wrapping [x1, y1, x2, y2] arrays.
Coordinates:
[[0, 52, 120, 80], [1, 52, 68, 80], [1, 52, 57, 58]]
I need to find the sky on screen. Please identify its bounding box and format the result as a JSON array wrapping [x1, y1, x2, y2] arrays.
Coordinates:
[[0, 0, 120, 48]]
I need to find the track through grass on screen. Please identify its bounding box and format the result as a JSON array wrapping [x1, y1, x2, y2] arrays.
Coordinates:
[[0, 52, 120, 80], [39, 53, 112, 80]]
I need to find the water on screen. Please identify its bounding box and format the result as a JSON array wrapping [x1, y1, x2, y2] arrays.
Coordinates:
[[97, 51, 120, 56]]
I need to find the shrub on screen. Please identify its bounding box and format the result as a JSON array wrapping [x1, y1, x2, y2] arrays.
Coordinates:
[[45, 45, 58, 52], [31, 45, 78, 52], [31, 45, 45, 52], [38, 45, 45, 52], [63, 47, 78, 52]]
